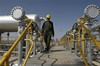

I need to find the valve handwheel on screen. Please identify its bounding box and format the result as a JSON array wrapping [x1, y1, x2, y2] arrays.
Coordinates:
[[84, 4, 100, 18], [11, 6, 25, 20]]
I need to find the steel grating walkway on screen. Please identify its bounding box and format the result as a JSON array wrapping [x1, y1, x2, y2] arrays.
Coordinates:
[[26, 45, 85, 66]]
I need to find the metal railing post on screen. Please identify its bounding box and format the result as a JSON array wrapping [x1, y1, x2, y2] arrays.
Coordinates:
[[77, 26, 89, 66]]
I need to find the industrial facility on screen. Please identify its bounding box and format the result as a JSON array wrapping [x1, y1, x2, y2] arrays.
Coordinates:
[[0, 2, 100, 66]]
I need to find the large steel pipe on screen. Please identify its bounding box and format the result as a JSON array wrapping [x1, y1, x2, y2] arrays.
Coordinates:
[[0, 14, 40, 32]]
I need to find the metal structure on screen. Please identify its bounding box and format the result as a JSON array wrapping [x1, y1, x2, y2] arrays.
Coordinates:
[[60, 4, 100, 66], [0, 18, 33, 66], [0, 4, 100, 66], [0, 6, 44, 66]]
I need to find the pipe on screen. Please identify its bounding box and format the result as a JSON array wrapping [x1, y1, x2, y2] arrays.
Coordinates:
[[0, 14, 41, 32]]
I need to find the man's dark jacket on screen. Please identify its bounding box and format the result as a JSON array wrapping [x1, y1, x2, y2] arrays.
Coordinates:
[[42, 21, 54, 36]]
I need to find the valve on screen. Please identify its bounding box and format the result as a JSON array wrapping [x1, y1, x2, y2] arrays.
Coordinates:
[[84, 4, 100, 18], [11, 6, 25, 20]]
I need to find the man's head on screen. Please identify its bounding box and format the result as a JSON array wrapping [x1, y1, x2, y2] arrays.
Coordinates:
[[46, 14, 51, 21]]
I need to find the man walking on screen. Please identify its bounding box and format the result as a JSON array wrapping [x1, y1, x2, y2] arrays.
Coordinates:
[[42, 14, 54, 53]]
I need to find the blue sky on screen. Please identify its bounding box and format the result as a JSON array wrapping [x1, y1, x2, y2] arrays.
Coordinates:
[[0, 0, 100, 39]]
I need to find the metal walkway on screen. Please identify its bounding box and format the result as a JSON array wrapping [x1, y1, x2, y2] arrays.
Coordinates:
[[26, 45, 85, 66]]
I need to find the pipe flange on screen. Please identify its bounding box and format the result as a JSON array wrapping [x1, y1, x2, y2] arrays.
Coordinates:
[[11, 6, 25, 20], [84, 4, 100, 18]]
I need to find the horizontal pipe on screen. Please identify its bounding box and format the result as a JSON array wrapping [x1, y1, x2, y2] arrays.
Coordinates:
[[0, 14, 41, 32]]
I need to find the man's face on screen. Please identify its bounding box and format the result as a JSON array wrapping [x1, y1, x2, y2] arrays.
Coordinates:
[[47, 18, 50, 21]]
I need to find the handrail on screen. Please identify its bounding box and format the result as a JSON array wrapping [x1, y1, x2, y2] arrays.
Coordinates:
[[77, 27, 89, 66], [22, 39, 34, 66], [0, 19, 33, 66], [78, 18, 100, 49], [68, 26, 89, 66], [73, 39, 88, 66], [76, 17, 100, 66], [65, 17, 100, 66], [77, 42, 89, 66]]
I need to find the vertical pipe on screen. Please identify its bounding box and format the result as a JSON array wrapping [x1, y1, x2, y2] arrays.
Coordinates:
[[82, 27, 85, 55], [86, 22, 92, 65], [18, 26, 23, 65], [18, 21, 26, 65], [87, 38, 92, 65], [26, 34, 29, 57]]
